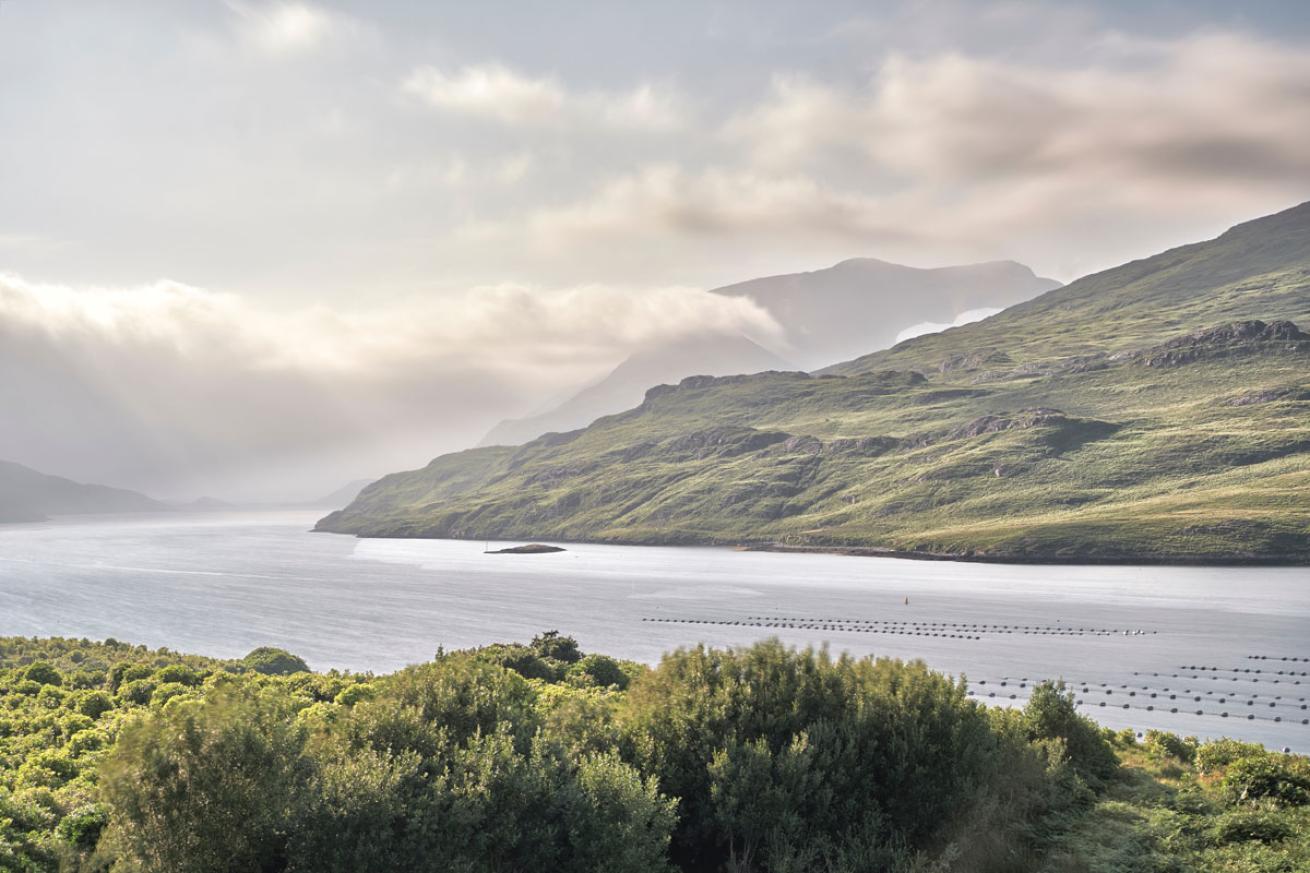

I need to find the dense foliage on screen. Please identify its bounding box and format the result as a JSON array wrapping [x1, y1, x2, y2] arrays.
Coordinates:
[[1042, 733, 1310, 872], [1, 635, 1305, 872]]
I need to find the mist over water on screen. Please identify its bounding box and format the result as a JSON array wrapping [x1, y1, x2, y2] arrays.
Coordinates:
[[2, 512, 1306, 750]]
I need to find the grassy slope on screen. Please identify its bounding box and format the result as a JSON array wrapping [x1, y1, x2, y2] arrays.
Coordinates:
[[1039, 743, 1310, 873], [318, 203, 1310, 562]]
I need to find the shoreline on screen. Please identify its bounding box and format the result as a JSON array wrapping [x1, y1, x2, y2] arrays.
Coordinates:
[[314, 526, 1309, 567], [740, 542, 1310, 567]]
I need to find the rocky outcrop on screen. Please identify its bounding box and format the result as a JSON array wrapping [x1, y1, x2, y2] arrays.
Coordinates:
[[663, 427, 790, 459], [946, 408, 1068, 440], [940, 349, 1011, 373], [1222, 386, 1310, 406], [640, 371, 811, 406], [1130, 320, 1308, 367]]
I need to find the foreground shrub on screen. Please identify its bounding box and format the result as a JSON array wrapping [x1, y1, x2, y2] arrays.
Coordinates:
[[97, 686, 312, 873], [1221, 753, 1310, 807], [12, 634, 1248, 873], [294, 659, 674, 873], [1022, 682, 1118, 786], [1196, 738, 1265, 775], [1143, 730, 1196, 763], [620, 641, 999, 872], [1210, 808, 1294, 845]]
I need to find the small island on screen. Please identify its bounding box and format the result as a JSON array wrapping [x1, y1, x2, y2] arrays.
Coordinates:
[[485, 543, 566, 554]]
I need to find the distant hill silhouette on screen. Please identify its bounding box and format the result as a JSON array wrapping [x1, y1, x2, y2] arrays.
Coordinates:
[[481, 258, 1057, 447], [712, 258, 1061, 370], [0, 460, 166, 522]]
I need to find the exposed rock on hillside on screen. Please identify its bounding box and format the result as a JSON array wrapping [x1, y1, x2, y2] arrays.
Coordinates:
[[664, 427, 790, 459], [1223, 386, 1310, 406], [1130, 320, 1308, 367], [940, 350, 1011, 373]]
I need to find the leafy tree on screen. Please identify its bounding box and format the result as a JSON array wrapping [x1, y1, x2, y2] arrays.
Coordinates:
[[1022, 682, 1118, 786], [153, 664, 200, 687], [470, 642, 560, 682], [75, 691, 114, 720], [620, 640, 996, 871], [1222, 753, 1310, 807], [96, 686, 312, 873], [564, 752, 675, 873], [531, 631, 582, 664], [568, 654, 630, 689], [23, 663, 62, 687], [288, 744, 421, 873], [344, 654, 539, 760]]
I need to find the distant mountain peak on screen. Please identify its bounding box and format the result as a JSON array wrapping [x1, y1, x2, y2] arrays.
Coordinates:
[[711, 257, 1061, 370]]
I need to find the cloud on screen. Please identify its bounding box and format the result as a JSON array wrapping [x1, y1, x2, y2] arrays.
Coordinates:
[[895, 307, 1002, 344], [402, 63, 684, 130], [460, 29, 1309, 284], [403, 64, 566, 124], [0, 273, 776, 500], [464, 164, 916, 253], [226, 1, 362, 54], [724, 30, 1310, 202]]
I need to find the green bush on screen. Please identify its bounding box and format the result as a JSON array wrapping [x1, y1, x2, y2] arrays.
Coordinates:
[[1022, 681, 1118, 786], [1221, 753, 1310, 806], [1210, 808, 1293, 845], [1196, 738, 1265, 775], [111, 663, 153, 689], [568, 654, 630, 689], [23, 663, 63, 687], [241, 647, 310, 676], [472, 642, 560, 681], [149, 681, 194, 707], [97, 686, 312, 873], [532, 630, 582, 664], [15, 750, 78, 790], [620, 640, 998, 871], [55, 803, 108, 851], [333, 682, 376, 707], [75, 690, 114, 720], [67, 728, 108, 756], [154, 664, 201, 686], [68, 667, 106, 690], [1143, 729, 1196, 763], [12, 633, 1301, 873], [116, 678, 157, 706]]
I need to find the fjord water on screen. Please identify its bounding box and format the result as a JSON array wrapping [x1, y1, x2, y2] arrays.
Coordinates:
[[2, 512, 1307, 750]]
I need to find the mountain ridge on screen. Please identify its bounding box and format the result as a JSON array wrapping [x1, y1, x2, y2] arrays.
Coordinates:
[[479, 334, 791, 448], [481, 256, 1059, 448], [318, 201, 1310, 564], [712, 257, 1061, 370], [0, 460, 168, 523]]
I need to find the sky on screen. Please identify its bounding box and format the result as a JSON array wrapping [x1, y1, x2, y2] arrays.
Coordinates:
[[1, 0, 1309, 500]]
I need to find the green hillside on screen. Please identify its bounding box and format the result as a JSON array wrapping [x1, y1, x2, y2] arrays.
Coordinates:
[[317, 202, 1310, 563]]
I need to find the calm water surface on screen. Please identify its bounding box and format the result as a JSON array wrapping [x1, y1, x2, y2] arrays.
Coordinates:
[[2, 512, 1308, 749]]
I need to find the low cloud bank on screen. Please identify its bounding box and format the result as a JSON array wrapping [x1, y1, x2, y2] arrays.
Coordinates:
[[0, 274, 776, 501], [895, 307, 1003, 344]]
